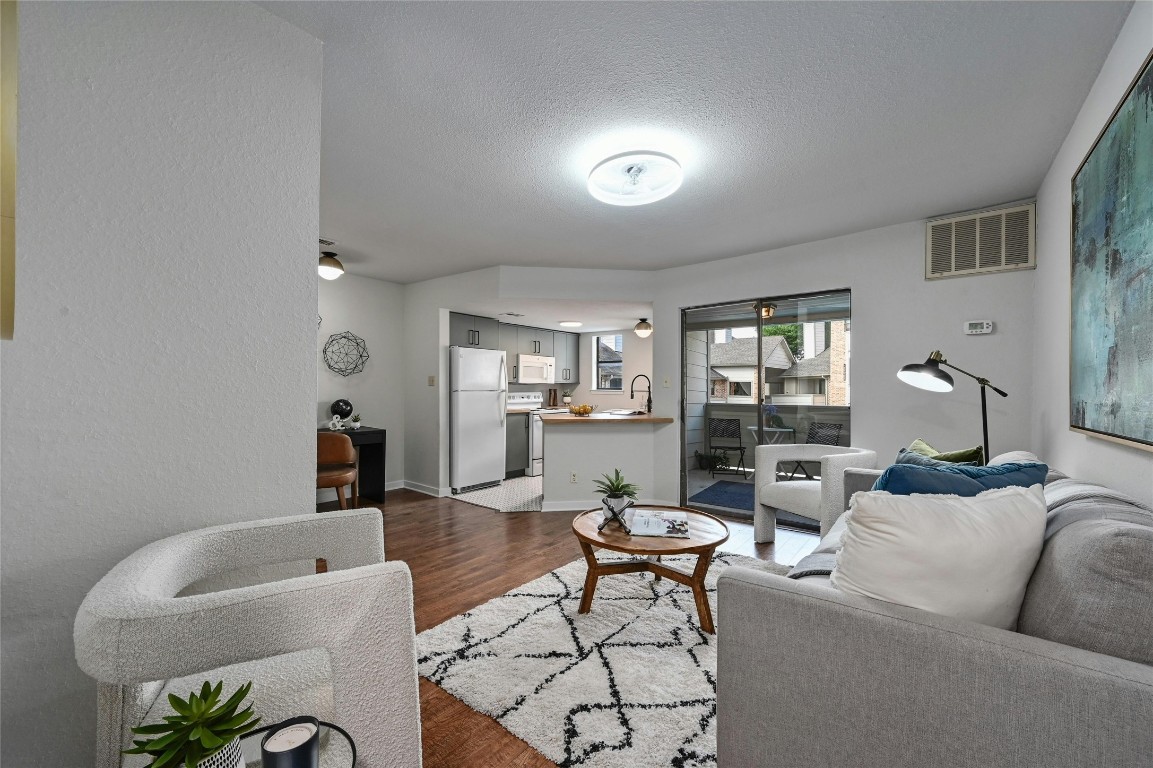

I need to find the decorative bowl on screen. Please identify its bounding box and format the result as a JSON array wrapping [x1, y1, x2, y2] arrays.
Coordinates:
[[568, 404, 597, 416]]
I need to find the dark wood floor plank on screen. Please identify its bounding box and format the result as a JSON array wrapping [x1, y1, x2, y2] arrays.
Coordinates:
[[322, 489, 818, 768]]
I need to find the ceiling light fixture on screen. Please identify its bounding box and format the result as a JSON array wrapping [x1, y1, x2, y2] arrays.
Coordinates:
[[587, 151, 683, 206], [318, 252, 345, 280], [559, 321, 583, 328], [634, 318, 653, 338]]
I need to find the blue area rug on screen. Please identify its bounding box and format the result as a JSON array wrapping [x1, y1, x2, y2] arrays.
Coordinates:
[[688, 480, 820, 533]]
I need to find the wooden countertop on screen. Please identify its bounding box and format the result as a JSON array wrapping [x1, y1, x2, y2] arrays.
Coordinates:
[[539, 412, 674, 424]]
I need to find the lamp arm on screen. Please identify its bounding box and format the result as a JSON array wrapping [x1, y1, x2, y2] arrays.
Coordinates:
[[939, 360, 1008, 398]]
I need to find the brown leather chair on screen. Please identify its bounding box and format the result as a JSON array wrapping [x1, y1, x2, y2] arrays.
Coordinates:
[[317, 432, 358, 509]]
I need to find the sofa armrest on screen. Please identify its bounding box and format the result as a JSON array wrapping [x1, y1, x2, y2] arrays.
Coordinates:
[[717, 566, 1153, 768], [843, 467, 883, 510]]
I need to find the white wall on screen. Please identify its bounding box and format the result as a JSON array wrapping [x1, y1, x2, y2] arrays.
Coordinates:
[[649, 220, 1038, 502], [568, 327, 654, 410], [318, 273, 407, 499], [0, 5, 322, 765], [1032, 1, 1153, 506]]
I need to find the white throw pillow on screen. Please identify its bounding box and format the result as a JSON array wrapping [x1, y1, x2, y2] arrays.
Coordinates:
[[830, 484, 1047, 629]]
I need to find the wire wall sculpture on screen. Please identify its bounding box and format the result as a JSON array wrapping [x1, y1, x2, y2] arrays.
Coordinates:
[[323, 331, 370, 377]]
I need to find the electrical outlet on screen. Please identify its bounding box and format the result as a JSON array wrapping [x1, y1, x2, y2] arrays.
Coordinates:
[[427, 375, 436, 386], [570, 472, 578, 484]]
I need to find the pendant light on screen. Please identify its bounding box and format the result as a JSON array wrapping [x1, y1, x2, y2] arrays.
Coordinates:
[[318, 252, 344, 280], [633, 318, 653, 338]]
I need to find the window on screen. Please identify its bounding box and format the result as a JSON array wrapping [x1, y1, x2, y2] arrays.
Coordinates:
[[728, 381, 752, 397], [595, 334, 623, 390]]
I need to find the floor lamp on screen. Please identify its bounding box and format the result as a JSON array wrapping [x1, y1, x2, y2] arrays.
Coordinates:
[[897, 350, 1008, 464]]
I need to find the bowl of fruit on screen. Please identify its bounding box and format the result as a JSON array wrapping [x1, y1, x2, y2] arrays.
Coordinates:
[[568, 404, 597, 417]]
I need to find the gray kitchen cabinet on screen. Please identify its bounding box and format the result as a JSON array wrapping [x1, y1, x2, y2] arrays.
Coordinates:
[[553, 331, 580, 384], [449, 312, 498, 350], [498, 323, 519, 381], [517, 325, 553, 357], [505, 412, 529, 477]]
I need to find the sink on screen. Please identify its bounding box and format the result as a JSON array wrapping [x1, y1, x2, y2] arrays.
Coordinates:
[[603, 409, 647, 415]]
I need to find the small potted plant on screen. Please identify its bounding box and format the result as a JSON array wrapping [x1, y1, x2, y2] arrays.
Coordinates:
[[594, 469, 641, 520], [124, 680, 260, 768], [562, 390, 573, 404], [350, 413, 362, 429]]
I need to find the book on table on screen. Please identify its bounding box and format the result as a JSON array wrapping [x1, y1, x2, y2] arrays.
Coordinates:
[[628, 508, 690, 538]]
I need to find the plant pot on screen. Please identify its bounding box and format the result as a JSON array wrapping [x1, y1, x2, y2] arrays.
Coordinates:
[[198, 738, 244, 768], [350, 422, 361, 430], [562, 397, 572, 404], [602, 495, 632, 520]]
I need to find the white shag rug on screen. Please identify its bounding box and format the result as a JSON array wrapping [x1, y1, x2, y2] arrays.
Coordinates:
[[417, 552, 789, 767], [455, 475, 543, 512]]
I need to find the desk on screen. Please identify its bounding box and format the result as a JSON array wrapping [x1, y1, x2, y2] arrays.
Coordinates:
[[746, 425, 797, 445], [318, 427, 386, 503]]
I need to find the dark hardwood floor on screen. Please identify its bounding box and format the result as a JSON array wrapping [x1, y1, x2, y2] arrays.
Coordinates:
[[322, 489, 818, 767]]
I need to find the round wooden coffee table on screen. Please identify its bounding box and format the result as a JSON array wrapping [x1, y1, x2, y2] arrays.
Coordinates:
[[571, 505, 730, 633]]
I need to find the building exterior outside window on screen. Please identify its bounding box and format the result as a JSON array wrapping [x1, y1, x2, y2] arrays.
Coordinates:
[[595, 334, 623, 390]]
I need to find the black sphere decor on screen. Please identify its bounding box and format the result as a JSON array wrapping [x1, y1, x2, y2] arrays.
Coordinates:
[[330, 399, 353, 419], [323, 331, 370, 377]]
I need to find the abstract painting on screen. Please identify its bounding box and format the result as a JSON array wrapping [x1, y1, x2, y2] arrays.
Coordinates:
[[1070, 49, 1153, 451]]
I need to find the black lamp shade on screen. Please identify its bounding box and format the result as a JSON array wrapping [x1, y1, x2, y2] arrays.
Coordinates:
[[897, 357, 954, 392]]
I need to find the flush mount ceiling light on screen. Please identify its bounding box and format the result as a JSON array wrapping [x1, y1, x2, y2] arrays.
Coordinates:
[[559, 321, 583, 328], [318, 252, 344, 280], [633, 318, 653, 338], [587, 151, 683, 206]]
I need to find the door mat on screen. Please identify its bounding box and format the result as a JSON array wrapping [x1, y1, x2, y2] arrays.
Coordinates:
[[688, 481, 820, 533], [455, 475, 543, 512], [418, 552, 789, 768]]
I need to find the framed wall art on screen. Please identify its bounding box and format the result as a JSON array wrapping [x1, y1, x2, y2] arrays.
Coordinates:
[[1069, 48, 1153, 452]]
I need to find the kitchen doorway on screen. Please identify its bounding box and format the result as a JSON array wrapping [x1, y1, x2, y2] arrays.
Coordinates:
[[680, 290, 852, 530]]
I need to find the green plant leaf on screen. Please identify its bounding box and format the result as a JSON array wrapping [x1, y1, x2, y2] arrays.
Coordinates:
[[198, 730, 224, 749], [166, 693, 193, 717], [131, 722, 177, 735], [153, 742, 183, 768], [214, 708, 257, 730]]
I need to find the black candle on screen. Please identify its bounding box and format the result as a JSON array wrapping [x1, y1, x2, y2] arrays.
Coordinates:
[[260, 715, 320, 768]]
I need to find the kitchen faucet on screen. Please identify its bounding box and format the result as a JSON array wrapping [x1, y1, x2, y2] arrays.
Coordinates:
[[630, 374, 653, 414]]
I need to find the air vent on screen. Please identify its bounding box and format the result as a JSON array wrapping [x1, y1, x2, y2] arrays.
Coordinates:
[[925, 202, 1035, 279], [319, 237, 337, 247]]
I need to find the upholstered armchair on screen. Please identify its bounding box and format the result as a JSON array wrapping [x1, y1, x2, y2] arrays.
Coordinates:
[[74, 509, 421, 768], [754, 445, 877, 542]]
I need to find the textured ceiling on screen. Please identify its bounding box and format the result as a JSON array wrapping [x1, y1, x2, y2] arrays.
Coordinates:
[[266, 1, 1131, 285]]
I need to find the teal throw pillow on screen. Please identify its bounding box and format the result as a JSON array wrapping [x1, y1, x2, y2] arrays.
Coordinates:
[[871, 462, 1049, 496]]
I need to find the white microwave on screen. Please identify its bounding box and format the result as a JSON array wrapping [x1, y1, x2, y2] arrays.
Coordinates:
[[517, 354, 555, 384]]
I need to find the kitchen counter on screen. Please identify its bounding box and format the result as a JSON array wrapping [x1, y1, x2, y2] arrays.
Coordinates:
[[539, 412, 674, 424]]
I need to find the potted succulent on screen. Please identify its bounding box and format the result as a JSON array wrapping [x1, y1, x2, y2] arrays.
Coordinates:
[[594, 469, 641, 519], [561, 390, 573, 404], [350, 413, 362, 429], [124, 680, 260, 768]]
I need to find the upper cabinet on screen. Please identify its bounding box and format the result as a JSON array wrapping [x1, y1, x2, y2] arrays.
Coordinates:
[[498, 323, 519, 380], [449, 312, 498, 350], [553, 331, 579, 384], [517, 325, 553, 357]]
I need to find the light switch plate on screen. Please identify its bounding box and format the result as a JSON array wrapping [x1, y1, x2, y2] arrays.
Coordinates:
[[964, 320, 993, 335], [428, 375, 436, 386]]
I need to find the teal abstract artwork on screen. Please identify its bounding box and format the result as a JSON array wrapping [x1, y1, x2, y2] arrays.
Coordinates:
[[1070, 50, 1153, 450]]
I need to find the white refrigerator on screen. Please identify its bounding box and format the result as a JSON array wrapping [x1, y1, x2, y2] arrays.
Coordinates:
[[450, 346, 508, 493]]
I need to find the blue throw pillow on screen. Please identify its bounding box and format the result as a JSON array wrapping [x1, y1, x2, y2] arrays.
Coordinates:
[[894, 448, 977, 468], [871, 462, 1049, 496]]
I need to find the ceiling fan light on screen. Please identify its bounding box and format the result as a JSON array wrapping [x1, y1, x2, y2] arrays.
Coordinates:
[[587, 151, 682, 206], [318, 252, 344, 280], [634, 318, 653, 338]]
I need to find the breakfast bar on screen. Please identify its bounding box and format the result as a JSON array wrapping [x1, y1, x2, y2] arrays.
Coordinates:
[[539, 412, 674, 511]]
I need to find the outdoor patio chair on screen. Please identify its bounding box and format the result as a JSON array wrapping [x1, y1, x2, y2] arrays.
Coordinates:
[[708, 417, 749, 479], [784, 422, 843, 480]]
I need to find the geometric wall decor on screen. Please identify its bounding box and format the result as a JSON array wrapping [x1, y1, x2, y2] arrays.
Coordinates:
[[1069, 49, 1153, 452], [323, 331, 370, 377]]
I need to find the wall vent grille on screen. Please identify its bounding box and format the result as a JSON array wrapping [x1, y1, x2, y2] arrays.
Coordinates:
[[925, 202, 1035, 279]]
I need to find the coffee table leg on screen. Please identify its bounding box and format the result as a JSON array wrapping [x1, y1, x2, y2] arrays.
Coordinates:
[[578, 541, 600, 614], [650, 553, 662, 582], [692, 548, 718, 634]]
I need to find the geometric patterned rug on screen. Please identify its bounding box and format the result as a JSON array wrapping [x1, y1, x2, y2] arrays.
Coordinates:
[[417, 552, 789, 767], [455, 475, 543, 512]]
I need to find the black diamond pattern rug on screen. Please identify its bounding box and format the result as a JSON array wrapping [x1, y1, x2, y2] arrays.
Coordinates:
[[417, 552, 788, 767]]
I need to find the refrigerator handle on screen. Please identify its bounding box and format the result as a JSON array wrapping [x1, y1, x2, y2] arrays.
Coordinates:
[[499, 358, 508, 427]]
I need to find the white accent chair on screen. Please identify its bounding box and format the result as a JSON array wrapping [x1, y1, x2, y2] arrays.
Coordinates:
[[74, 509, 422, 768], [754, 445, 878, 542]]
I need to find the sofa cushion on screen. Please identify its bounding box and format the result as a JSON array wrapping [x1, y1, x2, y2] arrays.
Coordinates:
[[988, 450, 1070, 484], [895, 447, 977, 468], [906, 438, 984, 464], [830, 485, 1047, 629], [759, 479, 821, 518], [1017, 519, 1153, 666], [871, 461, 1048, 496]]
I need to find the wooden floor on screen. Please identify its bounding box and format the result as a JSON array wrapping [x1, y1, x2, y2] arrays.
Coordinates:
[[327, 489, 818, 768]]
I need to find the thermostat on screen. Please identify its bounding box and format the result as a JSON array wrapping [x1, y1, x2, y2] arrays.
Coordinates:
[[964, 320, 993, 335]]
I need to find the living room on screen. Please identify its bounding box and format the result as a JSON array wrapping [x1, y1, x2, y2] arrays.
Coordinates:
[[3, 2, 1152, 767]]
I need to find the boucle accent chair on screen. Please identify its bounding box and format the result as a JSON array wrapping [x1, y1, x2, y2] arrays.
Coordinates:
[[753, 445, 876, 541], [74, 509, 421, 768]]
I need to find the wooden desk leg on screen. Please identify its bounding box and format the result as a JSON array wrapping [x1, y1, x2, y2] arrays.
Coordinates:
[[578, 541, 600, 614], [692, 548, 718, 634]]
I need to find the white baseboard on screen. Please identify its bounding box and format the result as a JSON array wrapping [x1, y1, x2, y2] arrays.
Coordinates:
[[541, 497, 673, 513], [402, 480, 444, 497]]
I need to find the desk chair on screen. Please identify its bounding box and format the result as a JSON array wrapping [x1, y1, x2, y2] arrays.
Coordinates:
[[708, 418, 749, 479], [317, 432, 358, 509]]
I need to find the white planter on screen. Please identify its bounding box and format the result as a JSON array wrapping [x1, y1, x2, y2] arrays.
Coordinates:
[[602, 495, 632, 520], [198, 739, 244, 768], [350, 422, 361, 429], [562, 396, 572, 404]]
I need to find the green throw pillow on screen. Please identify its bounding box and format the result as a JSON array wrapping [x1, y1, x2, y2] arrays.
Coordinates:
[[905, 438, 984, 465]]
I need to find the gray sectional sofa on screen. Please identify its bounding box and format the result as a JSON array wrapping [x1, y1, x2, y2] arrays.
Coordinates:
[[717, 467, 1153, 768]]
